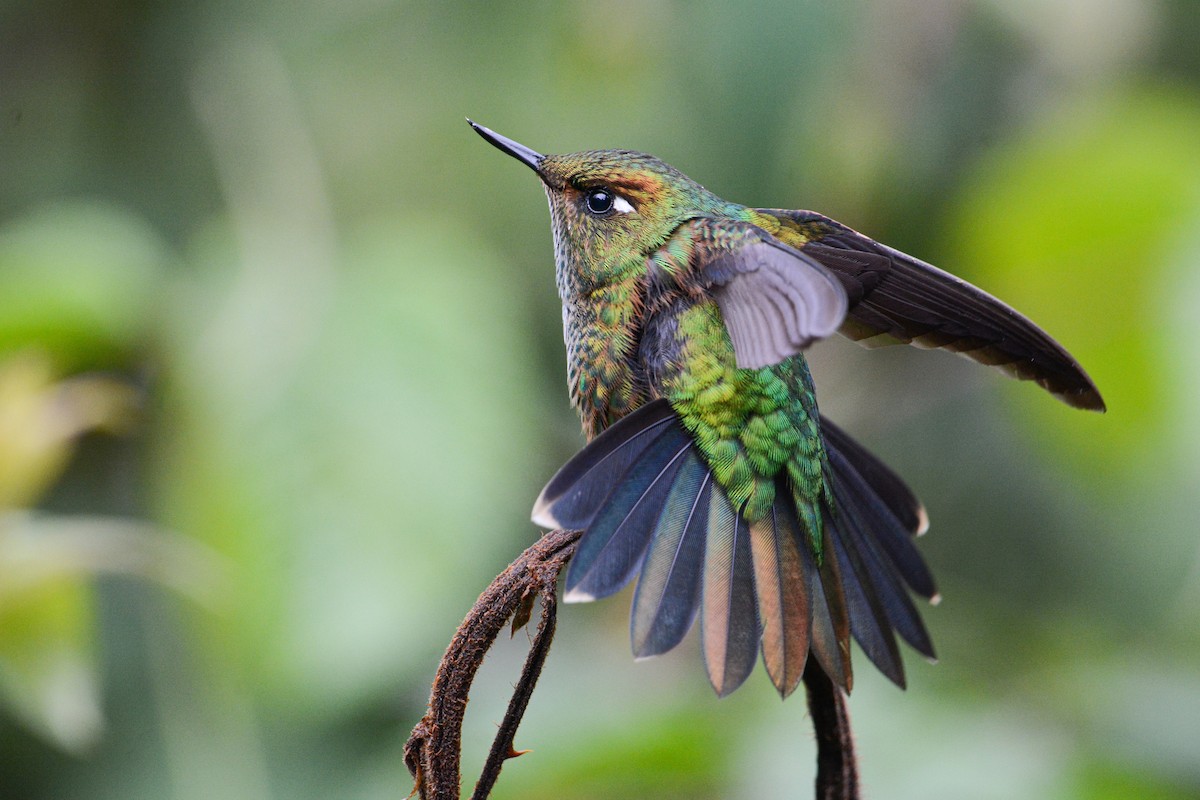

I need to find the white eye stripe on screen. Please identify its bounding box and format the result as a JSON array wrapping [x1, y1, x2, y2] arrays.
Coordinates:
[[612, 195, 635, 214]]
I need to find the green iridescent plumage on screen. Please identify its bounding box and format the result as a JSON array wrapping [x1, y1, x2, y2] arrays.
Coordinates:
[[470, 120, 1104, 698], [662, 302, 828, 539]]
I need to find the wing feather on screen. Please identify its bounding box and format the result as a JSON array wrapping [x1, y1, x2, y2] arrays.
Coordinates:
[[672, 219, 849, 370], [761, 210, 1106, 411]]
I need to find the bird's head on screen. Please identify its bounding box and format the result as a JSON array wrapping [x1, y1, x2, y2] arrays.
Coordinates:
[[470, 120, 727, 288]]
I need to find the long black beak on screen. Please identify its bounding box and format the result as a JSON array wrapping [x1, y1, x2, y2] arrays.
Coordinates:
[[467, 119, 543, 173]]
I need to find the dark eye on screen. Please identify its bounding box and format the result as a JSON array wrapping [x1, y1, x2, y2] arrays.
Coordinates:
[[585, 189, 614, 215]]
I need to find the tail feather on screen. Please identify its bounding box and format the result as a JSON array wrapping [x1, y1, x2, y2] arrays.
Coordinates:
[[563, 423, 691, 601], [533, 401, 677, 529], [857, 490, 939, 602], [750, 500, 810, 697], [700, 488, 760, 697], [822, 419, 927, 535], [831, 527, 906, 687], [630, 454, 710, 658], [833, 464, 936, 659], [796, 515, 853, 691], [825, 436, 938, 601]]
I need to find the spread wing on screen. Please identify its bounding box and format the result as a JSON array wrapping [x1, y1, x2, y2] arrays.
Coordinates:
[[759, 209, 1105, 411], [654, 218, 849, 370]]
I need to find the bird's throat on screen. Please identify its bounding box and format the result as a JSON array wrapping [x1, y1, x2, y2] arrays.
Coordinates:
[[562, 273, 651, 439]]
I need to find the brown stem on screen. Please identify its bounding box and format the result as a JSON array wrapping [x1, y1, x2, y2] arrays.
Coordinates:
[[405, 526, 859, 799], [803, 660, 859, 799], [470, 582, 558, 800], [404, 529, 581, 800]]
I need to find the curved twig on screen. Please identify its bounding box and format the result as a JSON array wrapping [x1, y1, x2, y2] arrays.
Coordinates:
[[404, 527, 858, 799], [404, 529, 580, 800], [470, 573, 559, 799]]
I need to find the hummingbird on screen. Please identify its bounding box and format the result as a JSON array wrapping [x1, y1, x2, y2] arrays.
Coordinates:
[[469, 120, 1104, 698]]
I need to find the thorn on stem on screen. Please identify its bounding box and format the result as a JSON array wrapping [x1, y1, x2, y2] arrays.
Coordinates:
[[511, 591, 535, 636]]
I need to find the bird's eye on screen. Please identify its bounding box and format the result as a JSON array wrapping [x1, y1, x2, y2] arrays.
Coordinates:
[[585, 189, 614, 215], [583, 189, 635, 216]]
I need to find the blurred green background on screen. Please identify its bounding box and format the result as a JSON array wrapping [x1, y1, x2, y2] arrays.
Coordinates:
[[2, 0, 1199, 797]]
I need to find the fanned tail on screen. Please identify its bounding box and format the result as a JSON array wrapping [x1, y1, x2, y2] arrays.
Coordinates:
[[532, 399, 939, 696]]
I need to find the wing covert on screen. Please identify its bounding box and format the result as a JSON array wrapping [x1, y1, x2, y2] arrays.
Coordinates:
[[655, 218, 849, 370]]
